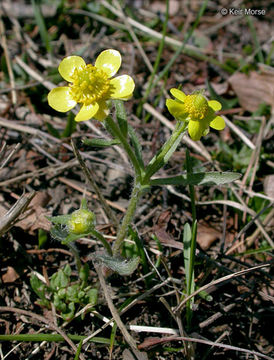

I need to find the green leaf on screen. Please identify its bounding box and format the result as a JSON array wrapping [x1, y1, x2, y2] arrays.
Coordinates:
[[61, 302, 75, 321], [110, 323, 118, 357], [183, 223, 193, 293], [128, 226, 149, 275], [83, 138, 121, 147], [61, 112, 76, 138], [206, 80, 238, 110], [38, 229, 47, 248], [62, 231, 94, 244], [50, 269, 69, 290], [114, 100, 128, 137], [150, 171, 241, 187], [30, 275, 50, 306], [53, 293, 66, 311], [74, 339, 83, 360], [198, 289, 213, 302], [47, 214, 71, 225], [80, 198, 88, 210], [86, 288, 98, 306], [31, 0, 52, 53], [63, 264, 71, 277], [95, 254, 140, 276], [49, 222, 93, 244], [46, 122, 60, 139], [50, 224, 69, 242], [66, 285, 80, 302], [144, 122, 186, 180], [79, 263, 89, 284], [128, 125, 144, 169]]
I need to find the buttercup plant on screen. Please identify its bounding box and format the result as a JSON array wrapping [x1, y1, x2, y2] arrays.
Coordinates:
[[47, 49, 240, 318]]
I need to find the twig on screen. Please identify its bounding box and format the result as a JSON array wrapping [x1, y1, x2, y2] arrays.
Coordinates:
[[225, 206, 274, 254], [15, 56, 55, 90], [0, 191, 36, 236], [93, 261, 146, 359], [0, 159, 78, 187], [82, 277, 171, 344], [0, 143, 20, 169], [71, 140, 118, 227], [138, 335, 274, 360], [0, 307, 85, 360], [112, 0, 153, 73], [199, 303, 236, 328], [224, 116, 255, 150], [174, 263, 270, 314], [58, 177, 126, 213]]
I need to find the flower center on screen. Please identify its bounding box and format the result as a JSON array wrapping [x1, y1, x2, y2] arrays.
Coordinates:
[[184, 94, 208, 121], [69, 65, 111, 105]]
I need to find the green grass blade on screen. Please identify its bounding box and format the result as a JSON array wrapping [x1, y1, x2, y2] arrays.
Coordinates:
[[31, 0, 52, 53]]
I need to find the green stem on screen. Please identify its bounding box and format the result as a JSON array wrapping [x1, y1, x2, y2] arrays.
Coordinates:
[[186, 150, 196, 223], [104, 116, 142, 179], [0, 334, 113, 344], [112, 183, 143, 256], [185, 150, 197, 328], [66, 243, 82, 273], [90, 229, 112, 256], [143, 121, 187, 183]]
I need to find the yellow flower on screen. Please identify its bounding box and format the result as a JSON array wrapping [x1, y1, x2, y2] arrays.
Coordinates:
[[48, 49, 135, 122], [166, 89, 225, 141]]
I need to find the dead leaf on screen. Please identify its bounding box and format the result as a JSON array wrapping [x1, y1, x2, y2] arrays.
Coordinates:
[[138, 336, 179, 350], [15, 191, 51, 234], [2, 266, 20, 283], [155, 209, 172, 228], [154, 227, 183, 250], [153, 209, 183, 249], [150, 0, 180, 16], [208, 82, 228, 96], [196, 223, 222, 250], [229, 69, 274, 112]]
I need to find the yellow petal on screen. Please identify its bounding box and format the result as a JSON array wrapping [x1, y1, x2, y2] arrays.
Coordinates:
[[58, 56, 86, 82], [95, 49, 121, 78], [188, 120, 207, 141], [93, 101, 110, 121], [109, 75, 135, 99], [75, 103, 99, 122], [208, 100, 222, 112], [170, 88, 186, 102], [48, 87, 77, 112], [210, 116, 225, 130], [166, 99, 185, 119]]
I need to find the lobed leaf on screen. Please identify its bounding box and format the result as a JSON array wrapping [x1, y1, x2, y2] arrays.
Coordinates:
[[150, 171, 241, 187], [95, 254, 140, 276], [83, 138, 121, 147]]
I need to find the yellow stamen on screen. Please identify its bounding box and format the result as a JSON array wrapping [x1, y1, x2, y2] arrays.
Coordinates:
[[69, 65, 112, 105], [184, 94, 208, 121]]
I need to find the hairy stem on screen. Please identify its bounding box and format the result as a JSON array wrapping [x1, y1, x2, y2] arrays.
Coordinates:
[[112, 183, 143, 256]]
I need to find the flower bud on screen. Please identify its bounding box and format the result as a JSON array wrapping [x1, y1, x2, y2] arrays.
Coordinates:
[[67, 209, 95, 234]]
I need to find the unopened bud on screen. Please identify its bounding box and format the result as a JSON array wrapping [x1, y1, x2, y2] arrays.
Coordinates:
[[67, 209, 95, 234]]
